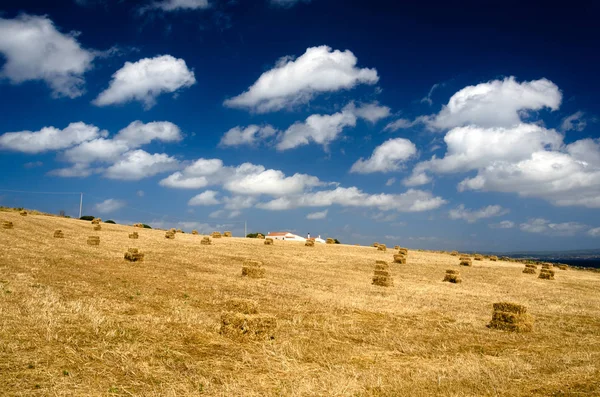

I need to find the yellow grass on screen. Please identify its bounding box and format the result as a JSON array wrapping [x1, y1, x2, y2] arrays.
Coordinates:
[[1, 212, 600, 396]]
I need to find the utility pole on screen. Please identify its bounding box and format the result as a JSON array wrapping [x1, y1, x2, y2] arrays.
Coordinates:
[[79, 193, 83, 219], [244, 220, 247, 238]]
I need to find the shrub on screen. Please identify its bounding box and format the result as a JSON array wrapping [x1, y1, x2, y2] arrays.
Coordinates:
[[246, 233, 265, 238], [80, 215, 95, 221], [105, 220, 116, 224], [142, 224, 152, 229], [334, 239, 341, 244]]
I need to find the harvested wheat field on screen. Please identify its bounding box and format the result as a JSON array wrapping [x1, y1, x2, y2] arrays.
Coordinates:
[[1, 212, 600, 396]]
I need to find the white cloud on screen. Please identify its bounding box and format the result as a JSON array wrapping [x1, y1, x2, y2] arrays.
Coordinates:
[[23, 161, 43, 168], [145, 0, 210, 12], [307, 209, 327, 220], [0, 122, 104, 153], [94, 198, 126, 214], [350, 138, 417, 174], [383, 118, 422, 132], [588, 227, 600, 237], [560, 111, 587, 132], [223, 195, 256, 210], [0, 14, 94, 98], [114, 120, 182, 147], [489, 220, 515, 229], [448, 204, 508, 223], [223, 163, 322, 196], [402, 172, 431, 187], [188, 190, 220, 206], [104, 150, 179, 180], [93, 55, 196, 109], [62, 138, 130, 164], [159, 172, 209, 189], [347, 102, 391, 123], [48, 163, 95, 178], [276, 109, 356, 150], [219, 125, 276, 147], [224, 45, 378, 112], [385, 178, 396, 186], [421, 83, 442, 106], [427, 77, 561, 130], [520, 218, 587, 236]]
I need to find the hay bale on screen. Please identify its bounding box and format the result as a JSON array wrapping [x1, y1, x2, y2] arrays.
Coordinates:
[[93, 224, 101, 231], [372, 275, 393, 287], [372, 242, 380, 247], [212, 231, 222, 239], [124, 248, 144, 262], [129, 232, 139, 239], [525, 264, 537, 269], [133, 223, 144, 228], [257, 233, 265, 239], [176, 229, 183, 233], [443, 269, 462, 283], [541, 263, 552, 270], [450, 251, 459, 256], [539, 269, 555, 280], [460, 259, 472, 267], [305, 240, 315, 247], [225, 298, 259, 314], [91, 218, 101, 225], [220, 311, 276, 340], [19, 210, 27, 216], [459, 256, 470, 261], [242, 259, 265, 278], [223, 231, 232, 237], [374, 260, 390, 271], [393, 254, 406, 264], [87, 236, 100, 246], [394, 245, 400, 250], [397, 248, 408, 256], [200, 237, 211, 245], [326, 238, 335, 244], [473, 254, 483, 261], [53, 230, 64, 238], [192, 230, 199, 235], [1, 221, 14, 229], [557, 264, 568, 270], [490, 256, 498, 262], [522, 267, 536, 274], [264, 238, 274, 245], [377, 244, 387, 252], [165, 231, 175, 239], [487, 302, 533, 332]]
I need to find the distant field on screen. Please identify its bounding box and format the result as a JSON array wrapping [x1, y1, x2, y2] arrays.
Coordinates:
[[1, 212, 599, 396]]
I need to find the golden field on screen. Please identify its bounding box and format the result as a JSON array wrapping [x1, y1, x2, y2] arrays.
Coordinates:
[[1, 211, 600, 396]]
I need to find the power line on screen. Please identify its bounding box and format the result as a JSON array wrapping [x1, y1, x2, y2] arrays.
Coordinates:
[[0, 189, 81, 195]]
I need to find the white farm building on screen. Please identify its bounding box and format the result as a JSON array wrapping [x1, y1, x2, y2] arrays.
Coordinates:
[[266, 232, 326, 243]]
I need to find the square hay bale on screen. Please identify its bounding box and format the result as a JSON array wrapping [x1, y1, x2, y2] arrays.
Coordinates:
[[372, 242, 380, 248], [176, 229, 183, 233], [558, 264, 568, 270], [133, 223, 144, 228], [91, 218, 101, 225], [87, 236, 100, 246], [525, 264, 537, 269], [305, 240, 315, 247], [374, 260, 390, 271], [192, 230, 199, 235], [93, 224, 102, 231], [223, 231, 232, 237], [523, 267, 537, 274], [541, 263, 552, 269], [372, 275, 393, 287], [165, 231, 175, 239], [460, 259, 472, 267], [539, 269, 555, 280], [53, 230, 64, 238], [257, 233, 265, 239], [473, 255, 483, 261], [450, 251, 459, 256], [212, 231, 222, 239], [459, 256, 471, 261], [394, 245, 400, 250], [224, 298, 259, 314], [487, 302, 533, 332], [326, 238, 335, 244], [124, 248, 144, 262], [200, 237, 211, 245], [377, 244, 387, 252], [220, 312, 276, 340], [443, 270, 462, 283], [19, 210, 27, 216], [397, 248, 408, 256], [374, 270, 391, 277], [264, 238, 274, 245], [129, 232, 139, 239], [393, 254, 406, 264], [490, 256, 498, 261], [242, 260, 265, 278], [1, 221, 14, 229]]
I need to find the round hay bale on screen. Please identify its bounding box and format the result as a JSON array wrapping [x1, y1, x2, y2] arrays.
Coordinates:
[[305, 240, 315, 247], [264, 238, 274, 245], [212, 231, 222, 239], [223, 231, 232, 237], [53, 230, 64, 238]]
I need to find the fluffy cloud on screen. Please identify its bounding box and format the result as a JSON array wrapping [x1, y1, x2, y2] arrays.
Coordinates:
[[427, 77, 561, 130], [144, 0, 210, 12], [219, 125, 277, 147], [448, 204, 508, 223], [0, 122, 105, 153], [94, 198, 126, 213], [48, 163, 95, 178], [520, 218, 587, 236], [0, 14, 94, 98], [588, 227, 600, 237], [489, 220, 515, 229], [350, 138, 417, 173], [188, 190, 220, 206], [346, 102, 391, 123], [224, 45, 378, 112], [384, 118, 421, 132], [104, 150, 179, 180], [560, 111, 587, 132], [385, 178, 396, 186], [307, 209, 327, 220], [277, 109, 356, 150], [93, 55, 196, 109]]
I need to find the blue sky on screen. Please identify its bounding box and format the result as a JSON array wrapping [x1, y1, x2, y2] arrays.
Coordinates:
[[1, 0, 599, 251]]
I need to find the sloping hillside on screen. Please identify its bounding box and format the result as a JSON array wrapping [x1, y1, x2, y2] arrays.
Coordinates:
[[1, 212, 599, 396]]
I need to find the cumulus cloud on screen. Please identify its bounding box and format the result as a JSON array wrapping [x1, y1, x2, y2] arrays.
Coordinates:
[[48, 163, 95, 178], [307, 209, 327, 219], [144, 0, 210, 12], [0, 14, 95, 98], [448, 204, 508, 223], [219, 125, 277, 147], [93, 55, 196, 109], [346, 102, 391, 123], [427, 77, 561, 130], [0, 122, 105, 153], [188, 190, 220, 206], [560, 111, 587, 132], [104, 150, 179, 180], [520, 218, 587, 236], [588, 227, 600, 237], [224, 45, 378, 112], [489, 220, 515, 229], [94, 198, 126, 213], [350, 138, 417, 173]]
